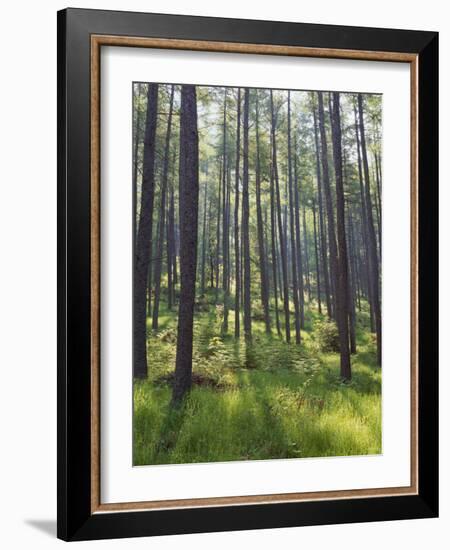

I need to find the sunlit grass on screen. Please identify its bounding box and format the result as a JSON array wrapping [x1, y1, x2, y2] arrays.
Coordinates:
[[134, 295, 381, 465]]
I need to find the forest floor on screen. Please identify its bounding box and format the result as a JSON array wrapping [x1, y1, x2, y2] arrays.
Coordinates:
[[133, 293, 382, 466]]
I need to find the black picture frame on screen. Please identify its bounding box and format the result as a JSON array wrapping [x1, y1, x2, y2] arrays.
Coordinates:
[[57, 7, 438, 541]]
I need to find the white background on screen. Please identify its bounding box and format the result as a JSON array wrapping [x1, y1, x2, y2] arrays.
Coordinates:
[[0, 1, 446, 548], [102, 47, 411, 504]]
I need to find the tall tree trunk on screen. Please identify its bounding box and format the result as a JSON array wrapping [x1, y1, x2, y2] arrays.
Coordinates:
[[313, 105, 332, 319], [358, 93, 382, 366], [152, 85, 175, 330], [242, 88, 252, 344], [234, 89, 241, 338], [270, 91, 290, 343], [318, 92, 339, 322], [374, 150, 382, 262], [134, 83, 158, 379], [293, 151, 305, 328], [215, 160, 222, 302], [173, 221, 178, 288], [349, 206, 362, 312], [312, 200, 322, 314], [270, 157, 282, 337], [330, 92, 351, 380], [346, 200, 357, 353], [200, 175, 208, 297], [342, 147, 357, 354], [224, 166, 231, 326], [221, 89, 230, 333], [133, 83, 143, 192], [302, 204, 312, 302], [255, 91, 271, 334], [167, 182, 174, 310], [172, 85, 199, 405], [354, 104, 375, 330], [287, 92, 301, 343]]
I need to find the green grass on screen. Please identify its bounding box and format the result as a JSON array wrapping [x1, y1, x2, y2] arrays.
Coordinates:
[[134, 296, 381, 465]]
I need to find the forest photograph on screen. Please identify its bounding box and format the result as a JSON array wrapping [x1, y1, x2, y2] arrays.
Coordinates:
[[133, 82, 382, 466]]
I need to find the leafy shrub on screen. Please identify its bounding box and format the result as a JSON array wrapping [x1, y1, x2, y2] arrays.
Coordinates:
[[206, 336, 227, 357], [194, 296, 210, 312], [251, 303, 266, 322], [314, 320, 340, 352], [157, 328, 177, 343]]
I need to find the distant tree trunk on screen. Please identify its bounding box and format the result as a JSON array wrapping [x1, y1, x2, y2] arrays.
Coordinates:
[[358, 94, 382, 366], [255, 91, 271, 334], [221, 90, 230, 332], [287, 92, 301, 343], [348, 207, 362, 312], [313, 106, 332, 319], [283, 178, 289, 286], [343, 147, 356, 354], [172, 85, 199, 405], [134, 83, 158, 379], [234, 89, 241, 338], [147, 258, 154, 320], [374, 150, 382, 262], [133, 83, 143, 192], [270, 91, 290, 343], [242, 88, 252, 344], [167, 182, 174, 310], [330, 92, 351, 380], [209, 249, 214, 289], [215, 159, 222, 303], [312, 200, 322, 314], [224, 166, 231, 328], [270, 156, 282, 337], [354, 104, 374, 330], [293, 152, 305, 328], [318, 92, 339, 322], [263, 205, 270, 301], [302, 204, 312, 302], [169, 146, 178, 309], [173, 221, 178, 288], [200, 175, 208, 297], [346, 200, 357, 353], [152, 85, 175, 331]]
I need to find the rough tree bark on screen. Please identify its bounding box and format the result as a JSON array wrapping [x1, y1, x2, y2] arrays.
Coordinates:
[[132, 83, 143, 192], [234, 88, 241, 338], [302, 204, 312, 303], [358, 93, 382, 366], [152, 85, 174, 330], [215, 160, 222, 302], [270, 153, 282, 337], [343, 147, 357, 354], [200, 174, 208, 297], [318, 92, 339, 322], [167, 181, 175, 310], [255, 91, 271, 334], [242, 88, 252, 344], [134, 83, 158, 379], [172, 85, 199, 405], [293, 150, 305, 328], [287, 91, 301, 343], [330, 92, 351, 380], [313, 105, 332, 319], [312, 200, 322, 314], [221, 89, 230, 332], [354, 104, 375, 330], [270, 90, 290, 343]]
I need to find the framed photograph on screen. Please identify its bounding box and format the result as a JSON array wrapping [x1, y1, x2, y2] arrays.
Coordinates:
[[57, 8, 438, 541]]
